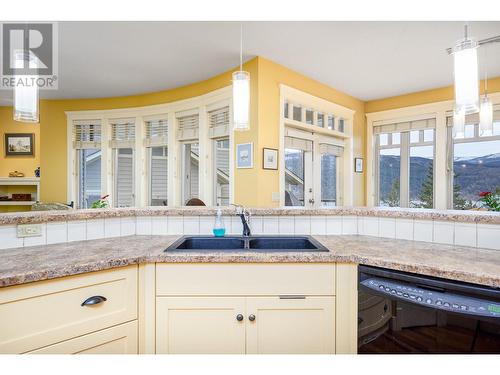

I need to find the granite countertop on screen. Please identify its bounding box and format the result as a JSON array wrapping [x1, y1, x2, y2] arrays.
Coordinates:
[[1, 206, 499, 225], [1, 235, 499, 288]]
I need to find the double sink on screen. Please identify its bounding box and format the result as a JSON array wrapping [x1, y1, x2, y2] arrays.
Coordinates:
[[166, 236, 328, 253]]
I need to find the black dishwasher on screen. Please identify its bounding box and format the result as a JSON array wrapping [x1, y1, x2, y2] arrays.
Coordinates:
[[358, 265, 500, 353]]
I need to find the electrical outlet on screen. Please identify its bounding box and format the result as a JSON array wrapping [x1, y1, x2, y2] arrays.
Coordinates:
[[17, 224, 43, 238]]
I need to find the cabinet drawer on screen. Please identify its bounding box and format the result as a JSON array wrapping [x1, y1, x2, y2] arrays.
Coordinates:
[[0, 266, 137, 354], [156, 263, 335, 296], [27, 321, 138, 354]]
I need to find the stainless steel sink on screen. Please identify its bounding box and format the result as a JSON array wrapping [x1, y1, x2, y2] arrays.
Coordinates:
[[165, 236, 328, 252]]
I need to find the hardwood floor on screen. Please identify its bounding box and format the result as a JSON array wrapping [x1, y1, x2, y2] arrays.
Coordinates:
[[359, 324, 500, 354]]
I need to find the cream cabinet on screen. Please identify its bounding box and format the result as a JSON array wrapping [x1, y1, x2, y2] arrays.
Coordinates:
[[0, 266, 138, 354], [27, 321, 138, 354], [155, 263, 344, 354], [246, 297, 335, 354], [156, 297, 246, 354]]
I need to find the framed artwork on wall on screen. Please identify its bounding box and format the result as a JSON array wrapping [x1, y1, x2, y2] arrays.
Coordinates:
[[4, 133, 34, 156], [236, 143, 253, 169], [262, 148, 278, 170], [354, 157, 363, 173]]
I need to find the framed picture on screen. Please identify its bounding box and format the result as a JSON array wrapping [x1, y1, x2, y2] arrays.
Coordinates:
[[236, 143, 253, 169], [262, 148, 278, 170], [354, 157, 363, 173], [5, 133, 34, 156]]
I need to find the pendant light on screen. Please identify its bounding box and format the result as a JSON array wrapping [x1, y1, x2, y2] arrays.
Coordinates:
[[232, 24, 250, 131], [13, 49, 39, 123], [479, 46, 493, 135], [452, 24, 479, 116]]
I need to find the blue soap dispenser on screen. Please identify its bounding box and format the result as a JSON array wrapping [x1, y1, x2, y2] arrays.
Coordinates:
[[213, 207, 226, 237]]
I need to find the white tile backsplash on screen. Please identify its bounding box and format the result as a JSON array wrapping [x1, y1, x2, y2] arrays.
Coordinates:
[[279, 216, 295, 235], [120, 217, 136, 236], [360, 217, 379, 236], [167, 217, 183, 235], [199, 216, 214, 235], [249, 216, 263, 235], [413, 220, 433, 242], [104, 218, 121, 238], [477, 224, 500, 250], [342, 216, 358, 235], [310, 216, 326, 235], [325, 217, 342, 235], [0, 225, 23, 249], [67, 220, 86, 242], [136, 216, 152, 235], [379, 218, 396, 238], [433, 221, 454, 245], [151, 216, 168, 235], [395, 219, 413, 240], [86, 219, 105, 240], [183, 217, 200, 235], [294, 216, 311, 235], [23, 223, 47, 247], [229, 216, 243, 235], [46, 222, 68, 244], [262, 216, 279, 234], [454, 223, 477, 247]]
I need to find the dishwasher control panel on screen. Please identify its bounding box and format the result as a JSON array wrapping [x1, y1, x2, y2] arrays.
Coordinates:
[[361, 277, 500, 318]]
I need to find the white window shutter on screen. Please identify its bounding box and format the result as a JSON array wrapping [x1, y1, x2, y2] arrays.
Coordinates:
[[144, 119, 168, 147], [110, 119, 136, 148], [208, 106, 230, 138], [285, 136, 313, 152], [177, 113, 199, 141], [73, 120, 102, 149], [319, 143, 343, 156], [374, 118, 436, 134]]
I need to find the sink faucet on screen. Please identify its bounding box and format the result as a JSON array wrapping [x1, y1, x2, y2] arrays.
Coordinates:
[[232, 204, 251, 237]]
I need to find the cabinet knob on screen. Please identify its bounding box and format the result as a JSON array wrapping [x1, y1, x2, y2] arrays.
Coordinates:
[[81, 295, 107, 307], [236, 314, 244, 321], [248, 314, 256, 322]]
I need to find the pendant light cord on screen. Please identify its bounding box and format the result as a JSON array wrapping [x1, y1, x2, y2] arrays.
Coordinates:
[[240, 23, 243, 72]]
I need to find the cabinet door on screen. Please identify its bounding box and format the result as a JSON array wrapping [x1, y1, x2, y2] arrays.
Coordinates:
[[246, 296, 335, 354], [27, 321, 138, 354], [156, 297, 246, 354]]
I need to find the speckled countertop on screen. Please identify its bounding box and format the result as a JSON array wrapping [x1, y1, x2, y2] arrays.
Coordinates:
[[1, 206, 499, 225], [1, 235, 499, 288]]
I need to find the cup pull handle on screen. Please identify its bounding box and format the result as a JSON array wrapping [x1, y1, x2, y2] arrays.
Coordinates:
[[81, 295, 107, 307]]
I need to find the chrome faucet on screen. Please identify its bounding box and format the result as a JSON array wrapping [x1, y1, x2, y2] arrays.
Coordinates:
[[232, 204, 251, 237]]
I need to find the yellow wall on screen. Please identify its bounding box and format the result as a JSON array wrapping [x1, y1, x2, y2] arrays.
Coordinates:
[[256, 57, 366, 206], [0, 107, 40, 178], [365, 77, 500, 113], [38, 58, 259, 204]]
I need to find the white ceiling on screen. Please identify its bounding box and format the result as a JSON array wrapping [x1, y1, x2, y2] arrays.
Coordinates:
[[1, 21, 500, 106]]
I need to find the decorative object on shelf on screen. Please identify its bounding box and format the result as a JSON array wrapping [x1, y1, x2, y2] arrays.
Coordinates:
[[0, 196, 9, 201], [354, 158, 364, 173], [232, 23, 250, 131], [236, 142, 253, 169], [262, 148, 278, 170], [8, 171, 25, 177], [4, 133, 34, 156], [34, 167, 40, 177], [90, 194, 110, 209], [12, 193, 31, 201]]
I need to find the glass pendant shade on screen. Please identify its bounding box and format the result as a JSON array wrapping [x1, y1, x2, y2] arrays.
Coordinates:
[[453, 108, 465, 139], [453, 38, 479, 115], [14, 81, 39, 123], [13, 50, 39, 123], [232, 70, 250, 131], [479, 96, 493, 135]]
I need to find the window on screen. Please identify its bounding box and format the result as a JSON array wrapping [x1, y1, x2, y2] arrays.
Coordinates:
[[285, 147, 305, 206], [145, 118, 168, 206], [110, 120, 135, 207], [448, 110, 500, 209], [319, 143, 343, 207], [182, 143, 199, 203], [73, 120, 102, 208], [375, 119, 435, 208], [317, 113, 324, 128], [214, 139, 230, 206]]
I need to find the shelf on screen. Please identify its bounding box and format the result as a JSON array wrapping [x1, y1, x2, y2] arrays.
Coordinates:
[[0, 201, 36, 206]]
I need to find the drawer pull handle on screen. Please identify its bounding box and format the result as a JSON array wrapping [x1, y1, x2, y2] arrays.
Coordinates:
[[248, 314, 256, 322], [236, 314, 244, 322], [81, 295, 107, 307]]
